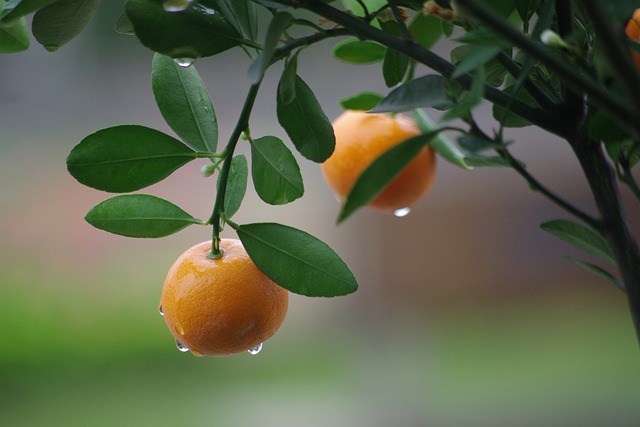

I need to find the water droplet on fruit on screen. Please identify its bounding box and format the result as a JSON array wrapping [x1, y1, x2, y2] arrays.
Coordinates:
[[393, 207, 411, 218], [163, 0, 194, 12], [158, 304, 164, 316], [174, 57, 195, 68], [176, 339, 189, 352], [247, 343, 263, 355]]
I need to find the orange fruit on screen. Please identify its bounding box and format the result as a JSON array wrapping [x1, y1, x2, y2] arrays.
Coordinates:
[[159, 239, 288, 356], [321, 110, 436, 213], [626, 8, 640, 69]]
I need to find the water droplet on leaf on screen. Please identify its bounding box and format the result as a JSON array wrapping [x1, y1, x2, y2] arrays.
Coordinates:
[[174, 57, 196, 68], [175, 339, 190, 352], [162, 0, 194, 12], [247, 343, 263, 355], [393, 207, 411, 217]]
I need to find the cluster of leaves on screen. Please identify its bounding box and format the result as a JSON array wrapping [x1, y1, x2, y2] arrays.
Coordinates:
[[3, 0, 640, 298]]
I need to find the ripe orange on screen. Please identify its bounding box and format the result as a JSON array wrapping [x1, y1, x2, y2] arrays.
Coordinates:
[[321, 110, 436, 213], [626, 8, 640, 69], [159, 239, 288, 356]]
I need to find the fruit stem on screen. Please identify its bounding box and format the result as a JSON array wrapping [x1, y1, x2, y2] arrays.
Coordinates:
[[209, 81, 262, 256]]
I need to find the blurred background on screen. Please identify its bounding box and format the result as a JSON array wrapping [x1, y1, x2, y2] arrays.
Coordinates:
[[2, 2, 640, 426]]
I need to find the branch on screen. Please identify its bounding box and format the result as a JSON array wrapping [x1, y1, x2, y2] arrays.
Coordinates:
[[297, 0, 568, 137]]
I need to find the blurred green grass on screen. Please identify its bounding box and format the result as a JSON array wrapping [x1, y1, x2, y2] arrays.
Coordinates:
[[2, 269, 639, 426]]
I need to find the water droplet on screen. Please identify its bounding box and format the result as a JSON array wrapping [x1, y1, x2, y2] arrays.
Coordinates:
[[162, 0, 194, 12], [393, 207, 411, 218], [174, 57, 196, 68], [175, 339, 189, 352], [247, 343, 263, 355], [158, 304, 164, 316]]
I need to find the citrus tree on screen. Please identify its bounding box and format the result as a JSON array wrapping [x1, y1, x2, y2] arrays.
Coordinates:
[[2, 0, 640, 352]]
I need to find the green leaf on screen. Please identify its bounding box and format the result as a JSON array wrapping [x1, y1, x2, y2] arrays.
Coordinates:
[[247, 11, 293, 83], [371, 74, 451, 113], [0, 16, 29, 52], [152, 53, 218, 153], [85, 194, 197, 238], [412, 109, 471, 169], [564, 256, 624, 292], [409, 14, 442, 49], [478, 0, 514, 17], [462, 154, 509, 167], [31, 0, 99, 51], [603, 0, 640, 23], [338, 131, 441, 222], [380, 20, 409, 87], [277, 74, 335, 163], [332, 38, 385, 64], [339, 91, 383, 110], [492, 84, 535, 128], [215, 0, 258, 41], [251, 136, 304, 205], [455, 29, 511, 48], [219, 154, 248, 219], [115, 12, 134, 35], [540, 219, 616, 264], [67, 125, 196, 193], [1, 0, 57, 22], [277, 53, 299, 105], [513, 0, 539, 22], [125, 0, 242, 59], [236, 222, 358, 297], [451, 45, 501, 79], [442, 65, 485, 121]]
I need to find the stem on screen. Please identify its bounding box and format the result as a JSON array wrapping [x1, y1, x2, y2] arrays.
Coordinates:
[[580, 0, 640, 125], [569, 135, 640, 344], [298, 0, 567, 137], [453, 0, 637, 132], [500, 147, 600, 229], [208, 81, 262, 256]]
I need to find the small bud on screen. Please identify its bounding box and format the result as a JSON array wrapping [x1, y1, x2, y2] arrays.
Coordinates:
[[540, 30, 570, 49], [424, 0, 457, 20], [201, 164, 216, 177]]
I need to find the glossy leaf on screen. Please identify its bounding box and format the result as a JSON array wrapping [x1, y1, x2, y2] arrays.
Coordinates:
[[442, 66, 485, 121], [540, 219, 616, 264], [251, 136, 304, 205], [1, 0, 57, 22], [218, 154, 248, 219], [339, 91, 383, 110], [451, 45, 501, 79], [152, 53, 218, 153], [0, 15, 29, 52], [332, 38, 385, 63], [409, 14, 442, 49], [248, 11, 292, 83], [565, 256, 624, 291], [85, 195, 197, 238], [277, 74, 335, 163], [67, 125, 196, 193], [380, 19, 409, 87], [412, 109, 471, 170], [32, 0, 100, 51], [277, 53, 299, 105], [236, 222, 358, 297], [338, 131, 440, 222], [371, 74, 451, 113], [216, 0, 258, 41], [125, 0, 242, 59]]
